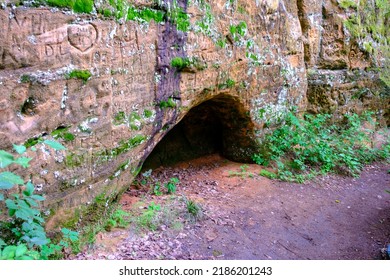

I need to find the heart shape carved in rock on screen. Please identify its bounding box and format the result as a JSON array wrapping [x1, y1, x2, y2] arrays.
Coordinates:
[[68, 24, 97, 52]]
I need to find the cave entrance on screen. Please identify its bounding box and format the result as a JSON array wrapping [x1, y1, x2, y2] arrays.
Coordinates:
[[142, 94, 258, 170]]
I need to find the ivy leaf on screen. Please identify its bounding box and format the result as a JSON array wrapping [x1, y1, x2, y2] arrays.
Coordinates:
[[0, 172, 24, 190], [13, 144, 26, 155], [0, 150, 14, 168], [14, 157, 32, 168], [43, 140, 66, 151]]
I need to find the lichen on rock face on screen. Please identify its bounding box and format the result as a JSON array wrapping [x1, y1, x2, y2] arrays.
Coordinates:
[[0, 0, 386, 225]]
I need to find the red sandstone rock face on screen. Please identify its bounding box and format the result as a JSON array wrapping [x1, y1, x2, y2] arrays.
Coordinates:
[[0, 0, 386, 223]]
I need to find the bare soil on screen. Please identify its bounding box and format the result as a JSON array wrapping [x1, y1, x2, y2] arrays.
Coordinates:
[[74, 154, 390, 260]]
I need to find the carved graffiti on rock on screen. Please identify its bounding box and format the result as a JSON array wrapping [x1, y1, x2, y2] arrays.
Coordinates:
[[68, 24, 97, 52]]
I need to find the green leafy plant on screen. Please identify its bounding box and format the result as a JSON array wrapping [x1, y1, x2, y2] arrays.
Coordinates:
[[259, 169, 277, 179], [218, 78, 236, 90], [103, 208, 130, 231], [159, 97, 176, 109], [0, 141, 78, 259], [20, 74, 32, 84], [165, 177, 179, 194], [253, 111, 389, 182], [137, 202, 161, 231], [153, 183, 163, 196], [113, 111, 127, 126], [67, 69, 92, 84], [51, 127, 75, 142], [171, 57, 191, 70], [230, 21, 247, 42]]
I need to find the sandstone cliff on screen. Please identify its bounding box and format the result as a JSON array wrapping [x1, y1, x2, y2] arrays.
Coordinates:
[[0, 0, 388, 224]]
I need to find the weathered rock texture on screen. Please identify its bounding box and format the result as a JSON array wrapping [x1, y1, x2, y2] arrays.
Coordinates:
[[0, 0, 387, 224], [298, 0, 389, 124]]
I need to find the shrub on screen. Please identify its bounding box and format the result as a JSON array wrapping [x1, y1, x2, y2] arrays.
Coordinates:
[[253, 111, 389, 182], [0, 141, 78, 259]]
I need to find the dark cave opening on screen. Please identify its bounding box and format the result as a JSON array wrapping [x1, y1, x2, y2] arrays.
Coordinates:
[[142, 94, 259, 170]]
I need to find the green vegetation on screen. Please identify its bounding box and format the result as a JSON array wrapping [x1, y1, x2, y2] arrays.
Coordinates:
[[165, 177, 179, 194], [46, 0, 93, 13], [185, 198, 202, 221], [134, 172, 181, 196], [103, 208, 130, 231], [137, 202, 161, 231], [171, 57, 191, 70], [218, 78, 236, 90], [62, 191, 131, 247], [0, 142, 78, 260], [159, 97, 176, 109], [67, 69, 92, 84], [47, 0, 74, 9], [170, 56, 206, 71], [216, 38, 227, 49], [109, 160, 130, 180], [195, 2, 215, 37], [130, 194, 203, 233], [20, 74, 32, 83], [110, 135, 146, 157], [252, 111, 389, 182], [51, 127, 75, 142], [259, 169, 277, 179], [228, 164, 254, 178], [73, 0, 93, 13], [230, 21, 247, 42], [339, 0, 357, 9], [342, 0, 390, 86], [167, 1, 190, 32], [24, 136, 42, 149], [127, 5, 165, 23], [113, 111, 126, 126], [129, 112, 142, 131], [143, 109, 153, 118]]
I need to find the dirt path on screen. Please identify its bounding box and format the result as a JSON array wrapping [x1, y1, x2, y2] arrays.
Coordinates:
[[74, 155, 390, 260]]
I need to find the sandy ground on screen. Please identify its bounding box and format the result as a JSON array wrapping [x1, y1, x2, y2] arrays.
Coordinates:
[[74, 155, 390, 260]]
